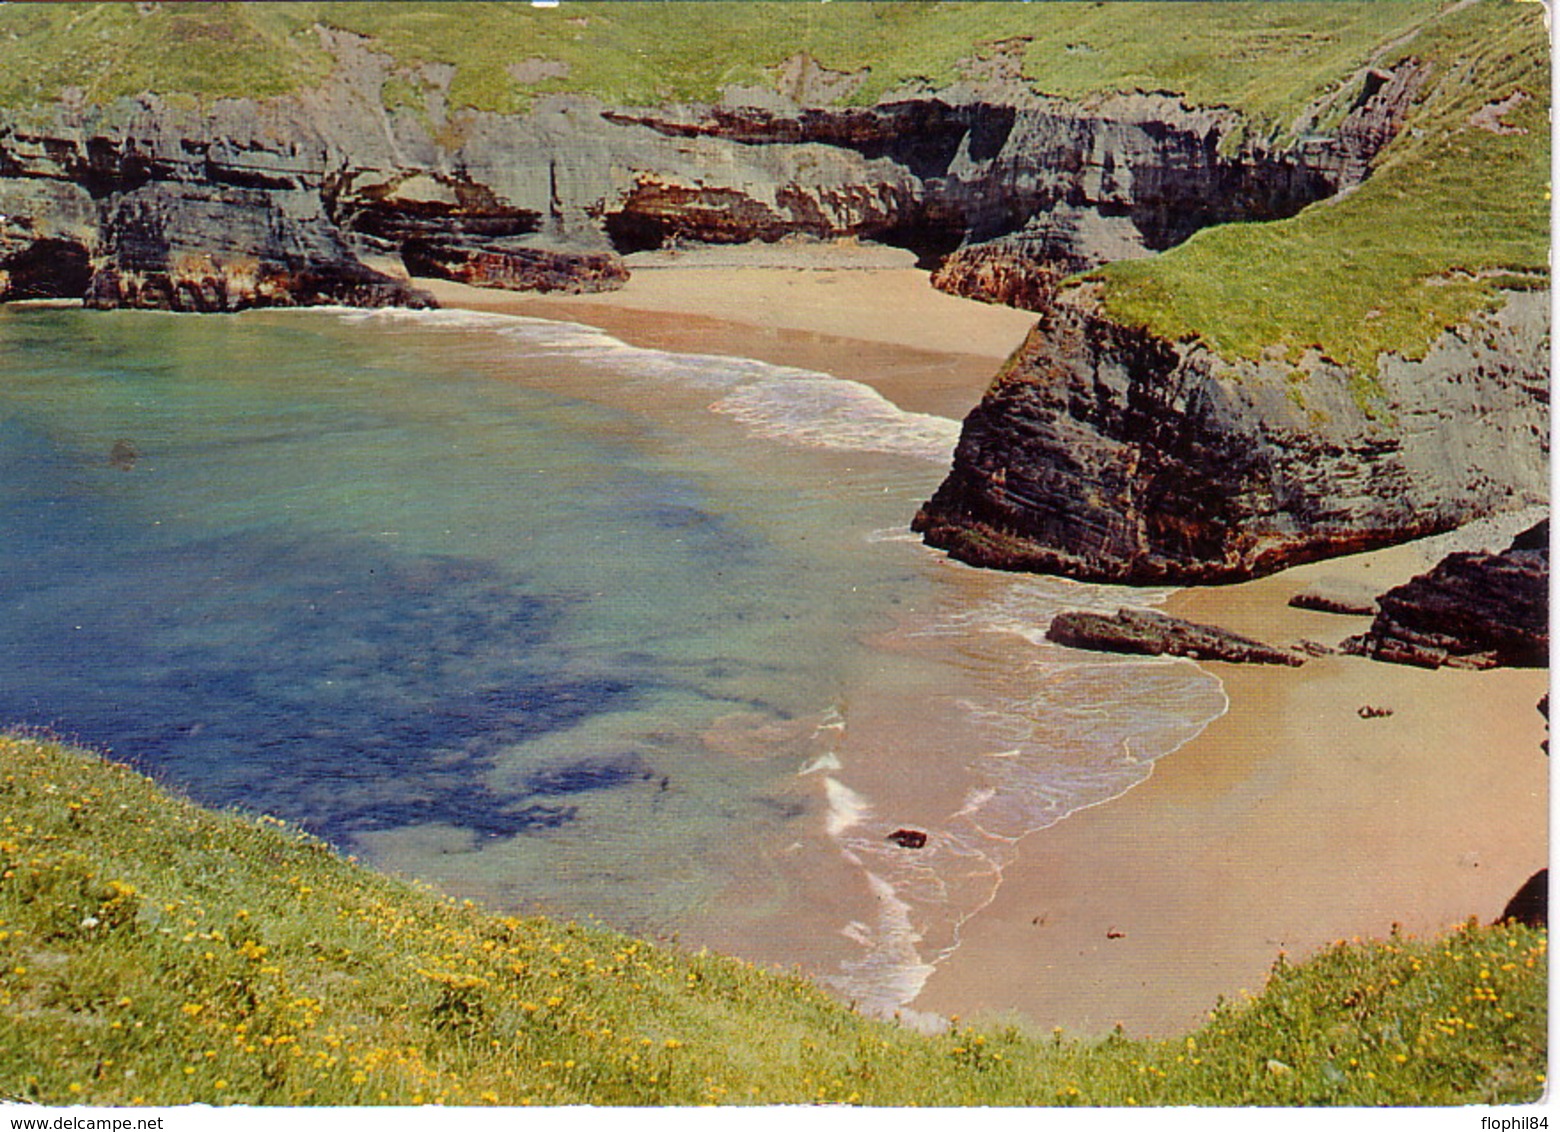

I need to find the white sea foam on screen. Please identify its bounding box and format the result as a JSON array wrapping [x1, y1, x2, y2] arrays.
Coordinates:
[[950, 785, 997, 820], [798, 751, 843, 776], [824, 870, 939, 1018], [823, 776, 872, 837], [336, 306, 963, 463], [911, 572, 1180, 648], [840, 921, 873, 947], [710, 376, 961, 461], [865, 527, 924, 544], [812, 566, 1230, 1017], [814, 707, 847, 733]]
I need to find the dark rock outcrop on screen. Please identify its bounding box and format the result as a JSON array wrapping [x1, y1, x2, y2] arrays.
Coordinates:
[[914, 289, 1549, 583], [402, 237, 628, 294], [1045, 608, 1305, 666], [930, 204, 1152, 310], [1341, 521, 1549, 669], [1499, 869, 1547, 928], [0, 95, 433, 311], [598, 75, 1422, 289]]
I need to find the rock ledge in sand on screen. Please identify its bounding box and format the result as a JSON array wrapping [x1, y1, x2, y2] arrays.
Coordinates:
[[1342, 520, 1549, 669], [1287, 580, 1380, 617], [1045, 608, 1306, 666]]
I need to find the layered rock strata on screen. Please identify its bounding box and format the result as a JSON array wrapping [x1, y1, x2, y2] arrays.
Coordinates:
[[1287, 581, 1380, 617], [1341, 521, 1549, 669], [0, 97, 432, 311], [0, 29, 1424, 311], [913, 289, 1549, 583], [930, 64, 1427, 311]]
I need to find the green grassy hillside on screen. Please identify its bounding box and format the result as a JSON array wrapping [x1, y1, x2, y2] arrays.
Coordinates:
[[0, 734, 1544, 1107], [0, 2, 1441, 120], [1094, 0, 1550, 372]]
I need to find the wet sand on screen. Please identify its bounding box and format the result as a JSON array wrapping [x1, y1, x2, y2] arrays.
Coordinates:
[[917, 541, 1549, 1037], [414, 243, 1037, 420], [422, 246, 1549, 1038]]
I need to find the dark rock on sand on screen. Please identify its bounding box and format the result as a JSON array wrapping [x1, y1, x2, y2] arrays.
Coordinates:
[[1295, 640, 1339, 658], [887, 828, 928, 849], [401, 236, 628, 294], [1499, 868, 1547, 928], [1045, 608, 1305, 666], [1288, 580, 1379, 616], [108, 439, 139, 471], [1342, 521, 1549, 669]]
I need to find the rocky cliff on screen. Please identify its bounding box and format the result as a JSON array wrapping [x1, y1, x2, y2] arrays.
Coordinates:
[[909, 3, 1549, 585], [0, 25, 1422, 313], [912, 286, 1549, 583]]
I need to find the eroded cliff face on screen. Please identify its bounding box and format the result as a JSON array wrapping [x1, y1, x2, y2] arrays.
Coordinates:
[[0, 94, 432, 311], [912, 288, 1550, 583], [929, 64, 1428, 309], [0, 28, 1423, 312]]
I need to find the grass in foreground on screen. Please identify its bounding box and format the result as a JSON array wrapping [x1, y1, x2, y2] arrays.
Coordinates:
[[0, 733, 1545, 1107]]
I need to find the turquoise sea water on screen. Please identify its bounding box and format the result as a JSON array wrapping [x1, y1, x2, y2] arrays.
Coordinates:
[[0, 304, 1225, 1018]]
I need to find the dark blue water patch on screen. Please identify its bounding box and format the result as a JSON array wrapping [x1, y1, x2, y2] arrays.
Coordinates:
[[351, 798, 581, 839], [636, 503, 722, 533], [0, 308, 803, 857], [0, 528, 651, 848], [611, 468, 758, 560], [521, 753, 655, 797]]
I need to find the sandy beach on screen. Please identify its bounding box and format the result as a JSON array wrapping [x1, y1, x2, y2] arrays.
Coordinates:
[[424, 246, 1549, 1039], [414, 243, 1037, 420], [918, 543, 1549, 1037]]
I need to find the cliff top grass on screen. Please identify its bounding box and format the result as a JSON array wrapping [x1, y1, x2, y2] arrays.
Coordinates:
[[0, 2, 1442, 124], [1090, 0, 1550, 373], [0, 732, 1546, 1107]]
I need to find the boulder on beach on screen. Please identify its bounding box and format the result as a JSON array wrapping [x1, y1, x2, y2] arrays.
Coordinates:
[[1499, 869, 1547, 928], [1342, 520, 1549, 669], [1045, 608, 1306, 666]]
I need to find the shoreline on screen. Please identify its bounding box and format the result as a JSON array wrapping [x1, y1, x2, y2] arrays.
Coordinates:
[[421, 252, 1548, 1037], [412, 246, 1036, 421], [917, 537, 1547, 1036]]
